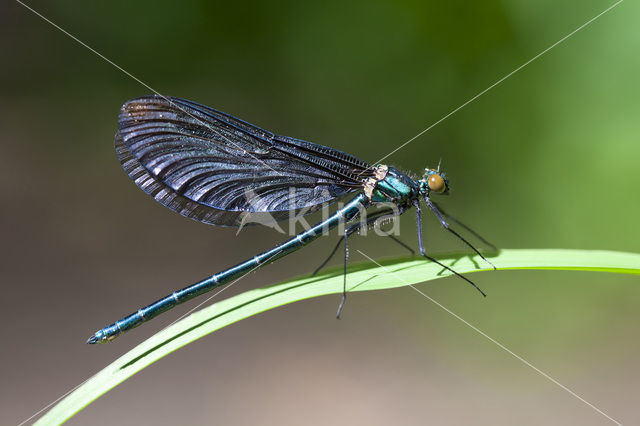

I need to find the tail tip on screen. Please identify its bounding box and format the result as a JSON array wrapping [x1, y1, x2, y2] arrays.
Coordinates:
[[86, 330, 106, 344]]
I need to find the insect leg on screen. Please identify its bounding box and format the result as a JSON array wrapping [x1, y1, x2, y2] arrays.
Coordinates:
[[336, 231, 348, 318], [335, 208, 400, 318], [312, 208, 412, 277], [431, 201, 497, 251], [424, 198, 496, 270], [415, 200, 487, 297], [336, 207, 410, 318]]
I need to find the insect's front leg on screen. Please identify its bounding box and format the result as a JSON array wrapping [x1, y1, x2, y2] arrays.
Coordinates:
[[430, 201, 497, 251], [414, 200, 487, 297], [424, 198, 496, 270]]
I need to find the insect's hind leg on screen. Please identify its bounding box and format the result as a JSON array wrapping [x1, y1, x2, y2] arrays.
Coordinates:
[[312, 208, 412, 277], [334, 207, 408, 318]]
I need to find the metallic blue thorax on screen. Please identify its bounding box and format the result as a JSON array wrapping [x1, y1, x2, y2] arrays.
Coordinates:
[[370, 166, 419, 204]]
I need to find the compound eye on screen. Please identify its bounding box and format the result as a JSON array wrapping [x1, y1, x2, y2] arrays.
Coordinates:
[[428, 174, 446, 193]]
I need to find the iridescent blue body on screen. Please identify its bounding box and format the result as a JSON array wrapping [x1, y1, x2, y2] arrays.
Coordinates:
[[87, 96, 493, 344], [89, 194, 370, 343], [370, 167, 420, 204]]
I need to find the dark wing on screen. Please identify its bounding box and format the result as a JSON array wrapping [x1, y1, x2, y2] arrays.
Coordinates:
[[116, 95, 373, 227]]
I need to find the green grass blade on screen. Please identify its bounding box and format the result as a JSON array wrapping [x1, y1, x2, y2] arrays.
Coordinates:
[[37, 249, 640, 425]]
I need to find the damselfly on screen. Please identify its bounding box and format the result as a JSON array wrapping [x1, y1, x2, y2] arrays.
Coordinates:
[[87, 95, 495, 344]]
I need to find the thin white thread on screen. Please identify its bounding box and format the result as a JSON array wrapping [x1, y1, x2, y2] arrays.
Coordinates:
[[13, 0, 283, 177], [369, 0, 624, 167], [18, 252, 277, 426], [17, 375, 91, 426], [13, 0, 624, 423], [356, 249, 623, 426], [165, 248, 284, 328]]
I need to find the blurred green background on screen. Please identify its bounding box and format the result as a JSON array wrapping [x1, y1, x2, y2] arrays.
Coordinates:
[[2, 0, 638, 424]]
